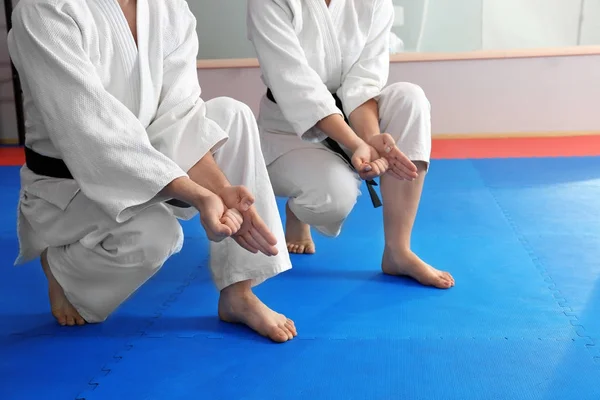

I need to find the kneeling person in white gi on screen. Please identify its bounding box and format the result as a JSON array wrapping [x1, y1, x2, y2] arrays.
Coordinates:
[[8, 0, 296, 343], [247, 0, 455, 289]]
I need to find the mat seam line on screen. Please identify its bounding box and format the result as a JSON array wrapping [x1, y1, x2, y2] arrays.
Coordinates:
[[480, 166, 599, 367], [74, 259, 205, 400]]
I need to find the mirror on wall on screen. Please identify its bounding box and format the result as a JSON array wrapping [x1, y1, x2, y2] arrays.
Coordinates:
[[191, 0, 600, 60]]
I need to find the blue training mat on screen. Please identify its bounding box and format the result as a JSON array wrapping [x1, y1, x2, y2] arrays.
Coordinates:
[[0, 158, 599, 400]]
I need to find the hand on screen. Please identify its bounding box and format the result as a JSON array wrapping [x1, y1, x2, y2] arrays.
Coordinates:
[[233, 207, 279, 256], [217, 186, 279, 256], [196, 192, 244, 242], [217, 185, 255, 213], [351, 141, 389, 181], [367, 133, 419, 180]]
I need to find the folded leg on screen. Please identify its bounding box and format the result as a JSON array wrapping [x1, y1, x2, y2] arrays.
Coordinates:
[[205, 97, 292, 289], [20, 178, 184, 323], [268, 147, 361, 253], [378, 83, 454, 289], [204, 97, 296, 342]]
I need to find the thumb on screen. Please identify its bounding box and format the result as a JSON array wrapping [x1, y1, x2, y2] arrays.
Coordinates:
[[204, 214, 232, 237], [351, 154, 372, 172], [236, 186, 255, 211], [382, 133, 396, 154]]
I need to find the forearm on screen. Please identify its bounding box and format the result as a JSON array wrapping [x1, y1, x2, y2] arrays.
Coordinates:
[[186, 152, 231, 193], [161, 153, 230, 208], [316, 114, 364, 152], [348, 99, 380, 141], [160, 176, 214, 209]]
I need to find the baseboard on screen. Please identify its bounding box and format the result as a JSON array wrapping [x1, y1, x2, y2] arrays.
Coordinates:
[[0, 138, 19, 145], [433, 131, 600, 139]]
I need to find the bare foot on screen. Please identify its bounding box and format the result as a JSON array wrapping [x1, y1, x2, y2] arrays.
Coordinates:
[[41, 250, 86, 326], [285, 201, 315, 254], [382, 247, 455, 289], [218, 281, 297, 343]]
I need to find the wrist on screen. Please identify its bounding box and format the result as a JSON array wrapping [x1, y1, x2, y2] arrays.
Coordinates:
[[213, 182, 232, 198], [360, 131, 380, 143], [191, 186, 217, 209], [346, 136, 366, 153]]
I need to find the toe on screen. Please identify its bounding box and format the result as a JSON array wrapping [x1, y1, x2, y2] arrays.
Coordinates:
[[54, 312, 67, 326], [66, 315, 75, 326], [285, 319, 297, 336], [305, 245, 316, 255], [279, 322, 293, 340], [76, 316, 86, 326], [268, 326, 290, 343], [297, 245, 305, 254], [442, 272, 455, 286], [433, 275, 451, 289], [440, 278, 453, 289]]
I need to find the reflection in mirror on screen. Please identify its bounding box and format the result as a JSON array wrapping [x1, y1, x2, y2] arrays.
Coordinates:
[[191, 0, 600, 60]]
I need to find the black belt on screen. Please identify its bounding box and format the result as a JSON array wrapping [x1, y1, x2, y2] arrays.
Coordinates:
[[24, 147, 191, 208], [266, 89, 382, 208]]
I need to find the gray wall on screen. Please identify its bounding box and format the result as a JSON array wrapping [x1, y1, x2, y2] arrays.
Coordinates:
[[190, 1, 256, 59], [191, 0, 422, 59], [191, 0, 600, 59]]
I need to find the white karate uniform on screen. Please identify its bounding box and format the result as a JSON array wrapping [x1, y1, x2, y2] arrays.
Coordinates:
[[247, 0, 432, 236], [8, 0, 290, 322]]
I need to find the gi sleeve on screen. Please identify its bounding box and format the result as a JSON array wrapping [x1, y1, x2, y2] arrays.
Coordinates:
[[8, 1, 187, 223], [247, 0, 342, 138], [146, 0, 228, 174], [336, 0, 394, 116]]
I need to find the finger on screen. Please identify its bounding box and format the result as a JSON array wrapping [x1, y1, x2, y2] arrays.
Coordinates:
[[227, 208, 244, 226], [386, 169, 405, 180], [224, 209, 243, 232], [388, 157, 417, 177], [351, 155, 371, 172], [249, 227, 278, 256], [236, 186, 255, 211], [242, 232, 264, 254], [385, 147, 418, 172], [249, 214, 278, 246], [390, 160, 419, 180], [360, 162, 372, 173], [205, 227, 229, 242], [235, 235, 259, 254], [221, 214, 241, 234], [374, 158, 389, 173], [359, 169, 379, 181], [203, 216, 232, 240], [393, 151, 417, 171], [371, 161, 389, 178], [368, 161, 381, 177], [213, 223, 232, 238]]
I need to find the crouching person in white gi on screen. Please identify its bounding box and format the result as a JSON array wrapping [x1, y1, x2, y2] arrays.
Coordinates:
[[7, 0, 296, 342], [247, 0, 454, 289]]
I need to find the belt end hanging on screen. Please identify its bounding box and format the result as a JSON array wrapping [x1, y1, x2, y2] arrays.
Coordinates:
[[366, 180, 382, 208]]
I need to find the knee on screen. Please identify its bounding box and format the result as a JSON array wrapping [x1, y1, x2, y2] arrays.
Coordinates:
[[210, 97, 254, 117], [381, 82, 431, 144], [294, 176, 359, 226], [210, 97, 260, 145], [385, 82, 430, 112], [134, 206, 183, 270]]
